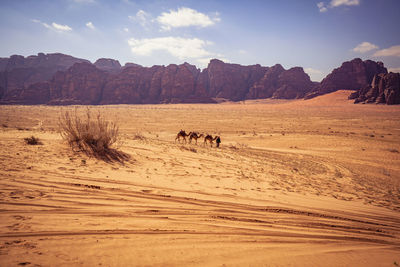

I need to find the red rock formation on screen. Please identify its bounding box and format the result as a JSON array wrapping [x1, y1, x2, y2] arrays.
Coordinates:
[[94, 58, 121, 73], [101, 65, 162, 104], [0, 53, 395, 105], [196, 59, 268, 101], [247, 65, 313, 99], [19, 82, 51, 104], [101, 62, 205, 104], [349, 72, 400, 105], [48, 62, 107, 105], [305, 58, 387, 99], [123, 62, 142, 69], [247, 64, 284, 99], [0, 53, 89, 103]]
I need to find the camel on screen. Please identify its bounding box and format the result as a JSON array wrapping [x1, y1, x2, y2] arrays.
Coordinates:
[[204, 134, 219, 147], [188, 132, 204, 144], [175, 130, 191, 143]]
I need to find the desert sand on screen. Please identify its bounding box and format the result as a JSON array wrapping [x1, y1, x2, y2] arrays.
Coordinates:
[[0, 90, 399, 266]]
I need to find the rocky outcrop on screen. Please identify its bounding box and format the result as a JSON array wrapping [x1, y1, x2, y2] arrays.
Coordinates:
[[123, 62, 142, 69], [0, 53, 89, 103], [349, 72, 400, 105], [19, 82, 51, 104], [101, 65, 163, 104], [196, 59, 268, 101], [305, 58, 387, 99], [0, 53, 396, 105], [48, 62, 108, 105], [247, 65, 313, 99], [94, 58, 121, 73], [101, 62, 212, 104]]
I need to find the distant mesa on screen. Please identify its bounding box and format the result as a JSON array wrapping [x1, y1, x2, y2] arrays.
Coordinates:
[[0, 53, 396, 105]]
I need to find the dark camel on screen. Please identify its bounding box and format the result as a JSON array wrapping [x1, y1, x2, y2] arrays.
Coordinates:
[[204, 134, 219, 147], [189, 132, 204, 144], [175, 130, 191, 143]]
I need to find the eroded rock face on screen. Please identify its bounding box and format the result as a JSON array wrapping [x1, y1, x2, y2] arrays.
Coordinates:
[[48, 62, 108, 105], [101, 62, 206, 104], [349, 72, 400, 105], [19, 82, 51, 104], [247, 65, 313, 99], [101, 65, 163, 104], [197, 59, 268, 101], [123, 62, 142, 69], [0, 53, 89, 103], [94, 58, 121, 73], [305, 58, 387, 99], [1, 53, 396, 105]]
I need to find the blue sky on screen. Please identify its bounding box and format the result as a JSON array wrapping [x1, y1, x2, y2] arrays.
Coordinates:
[[0, 0, 399, 81]]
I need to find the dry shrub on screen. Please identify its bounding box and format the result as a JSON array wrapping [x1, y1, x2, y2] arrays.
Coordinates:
[[24, 136, 42, 145], [59, 108, 129, 162], [132, 132, 146, 141]]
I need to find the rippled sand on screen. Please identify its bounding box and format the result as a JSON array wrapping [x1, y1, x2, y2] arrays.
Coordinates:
[[1, 90, 399, 266]]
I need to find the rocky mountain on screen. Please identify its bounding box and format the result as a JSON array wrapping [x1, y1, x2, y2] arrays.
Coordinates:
[[0, 53, 90, 103], [305, 58, 387, 99], [94, 58, 121, 73], [349, 72, 400, 105], [196, 59, 268, 101], [247, 64, 314, 99], [0, 53, 395, 105]]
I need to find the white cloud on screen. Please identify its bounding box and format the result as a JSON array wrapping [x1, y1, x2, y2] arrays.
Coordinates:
[[304, 68, 322, 75], [330, 0, 360, 7], [352, 42, 378, 53], [317, 2, 328, 12], [388, 67, 400, 73], [373, 45, 400, 57], [318, 0, 360, 12], [86, 21, 95, 30], [123, 27, 129, 32], [52, 22, 72, 32], [128, 37, 213, 60], [32, 19, 72, 32], [157, 7, 219, 31], [196, 57, 213, 67], [129, 10, 153, 29]]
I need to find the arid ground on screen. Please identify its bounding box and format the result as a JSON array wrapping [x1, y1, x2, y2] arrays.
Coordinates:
[[0, 91, 399, 266]]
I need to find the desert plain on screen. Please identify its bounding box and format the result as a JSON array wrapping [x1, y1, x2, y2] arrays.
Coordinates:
[[0, 90, 399, 266]]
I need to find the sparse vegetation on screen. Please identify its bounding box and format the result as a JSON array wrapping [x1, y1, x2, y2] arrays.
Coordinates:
[[59, 108, 129, 162], [132, 132, 146, 141], [24, 136, 42, 145], [388, 149, 399, 153]]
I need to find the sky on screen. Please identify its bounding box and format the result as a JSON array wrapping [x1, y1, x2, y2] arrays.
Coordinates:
[[0, 0, 399, 81]]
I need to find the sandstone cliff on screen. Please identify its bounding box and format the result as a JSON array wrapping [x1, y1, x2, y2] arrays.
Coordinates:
[[94, 58, 121, 73], [0, 53, 395, 105], [305, 58, 387, 99], [247, 65, 313, 99], [349, 72, 400, 105], [0, 53, 89, 103]]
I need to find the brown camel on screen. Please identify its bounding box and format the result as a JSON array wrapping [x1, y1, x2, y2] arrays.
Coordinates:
[[175, 130, 191, 143], [204, 134, 219, 147], [189, 132, 204, 144]]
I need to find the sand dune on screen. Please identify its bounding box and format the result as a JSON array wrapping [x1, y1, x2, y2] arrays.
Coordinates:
[[1, 91, 400, 266]]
